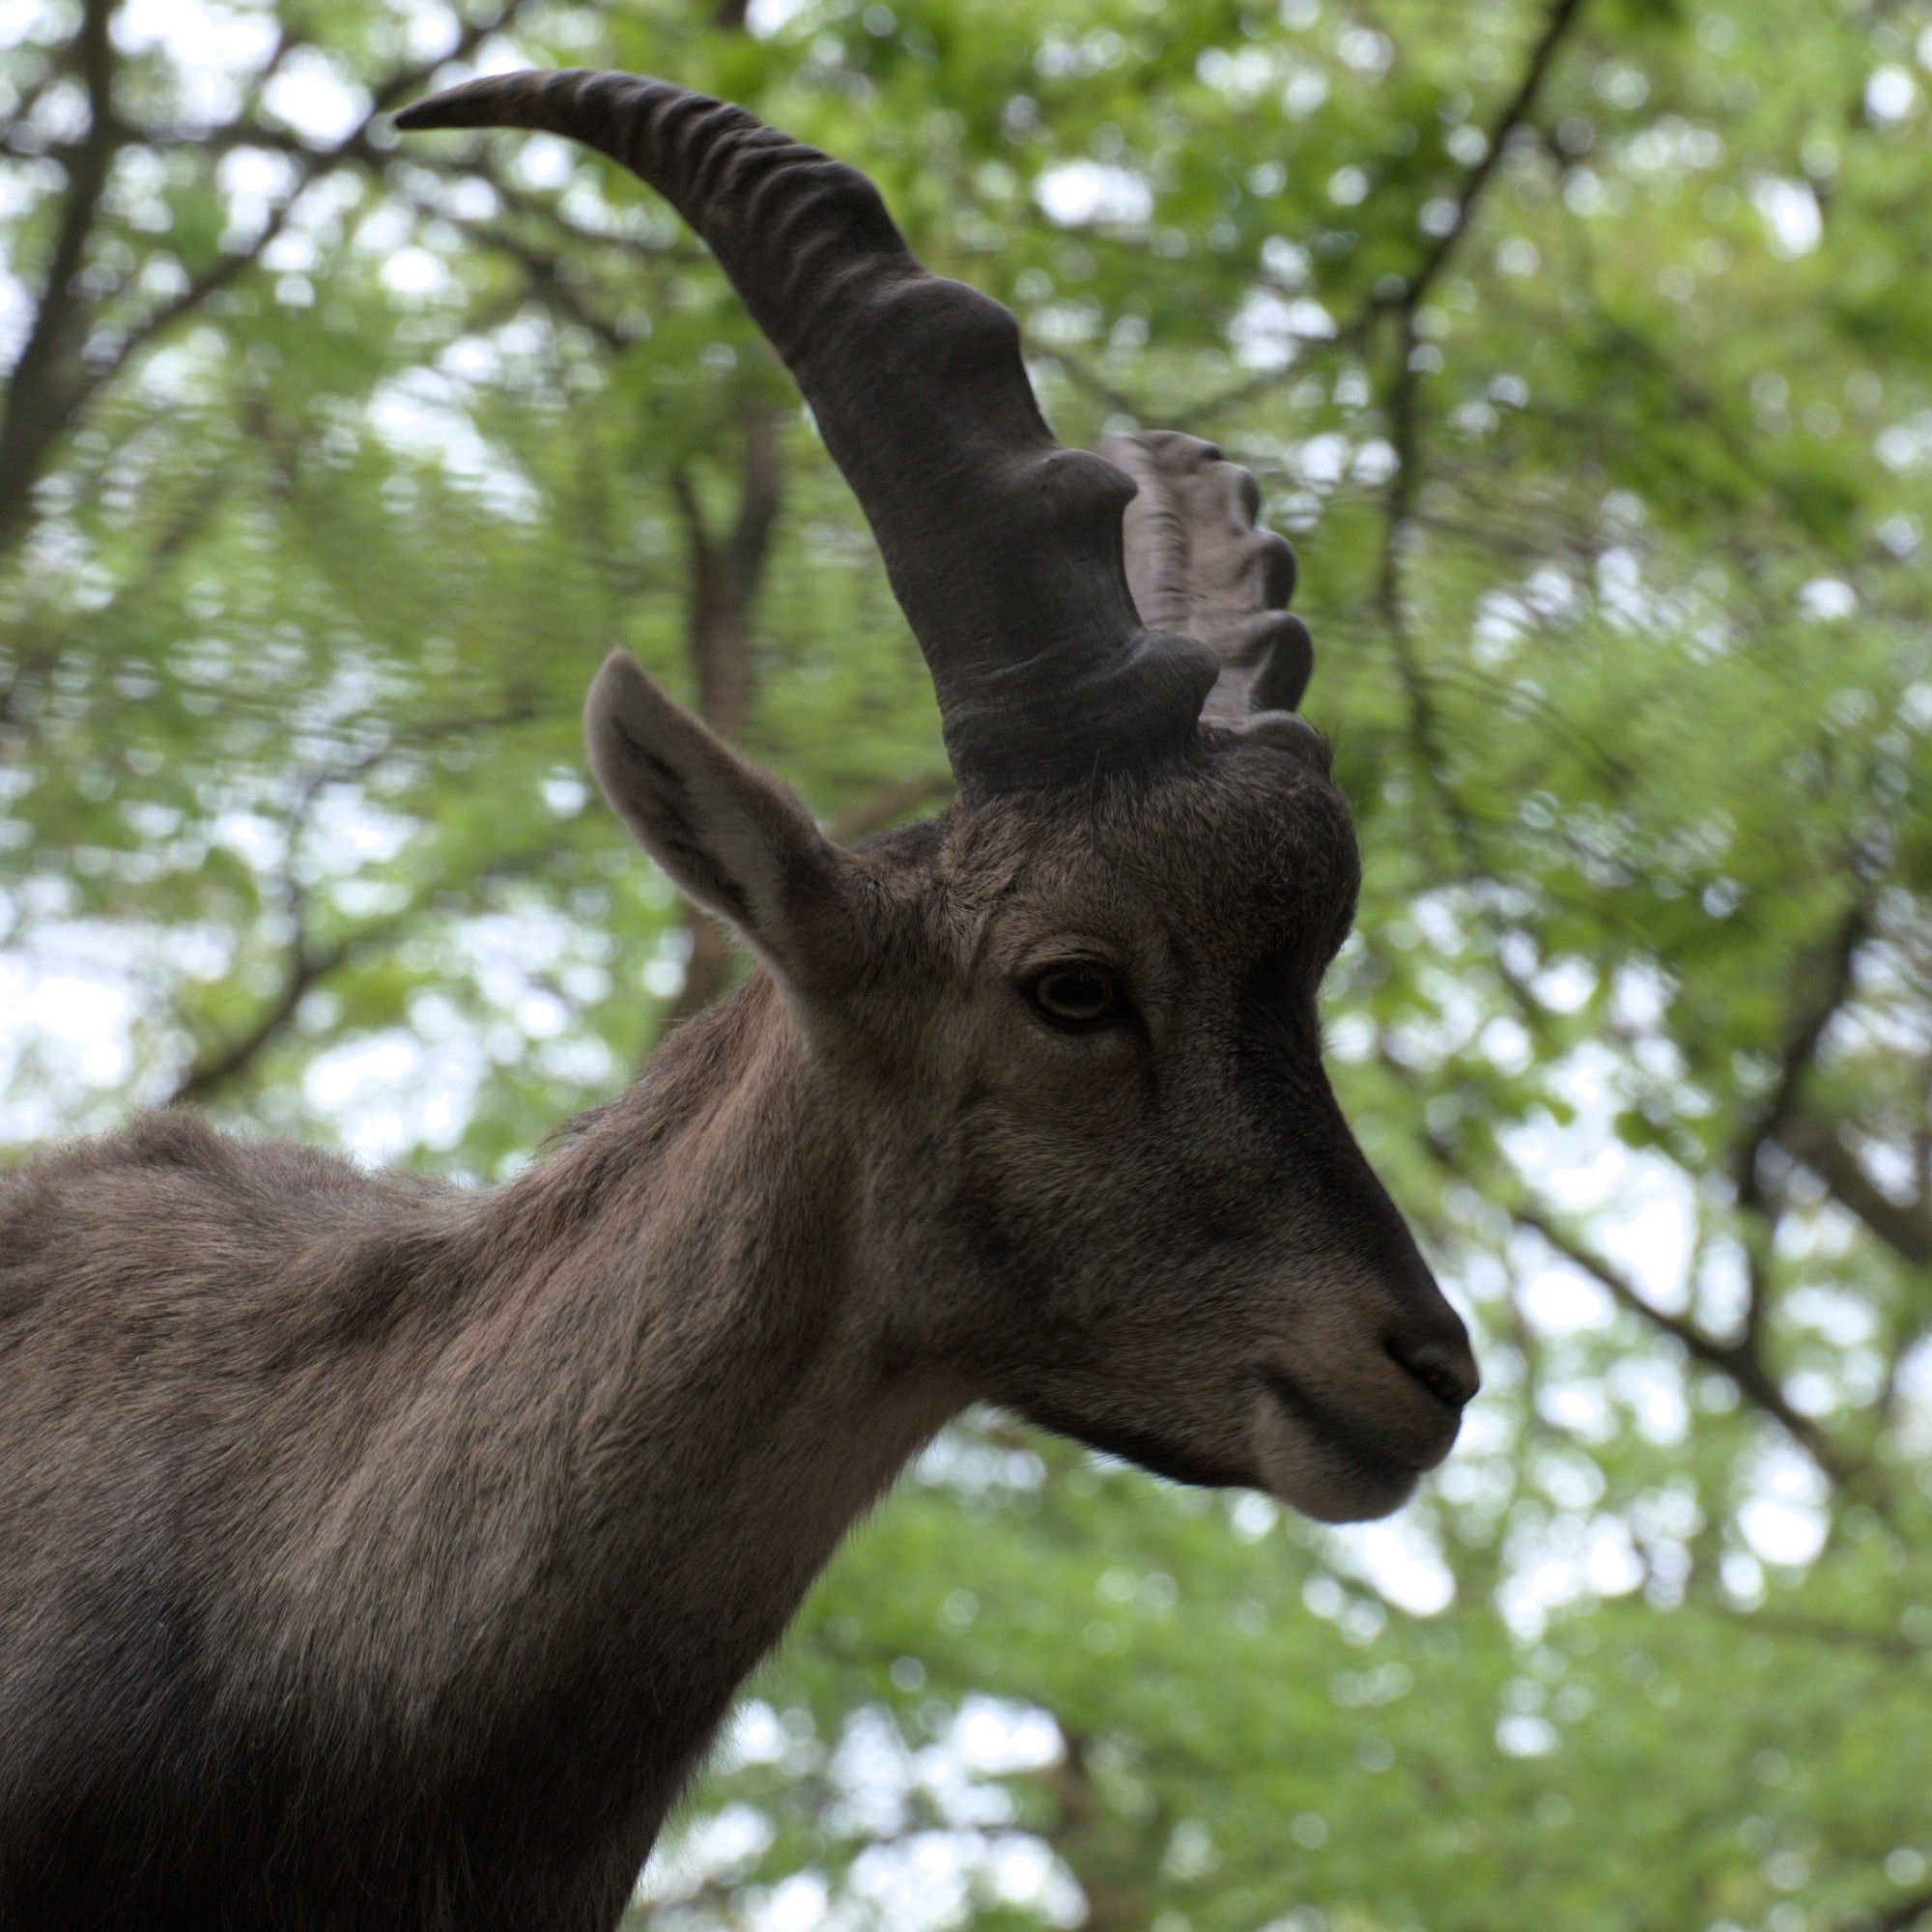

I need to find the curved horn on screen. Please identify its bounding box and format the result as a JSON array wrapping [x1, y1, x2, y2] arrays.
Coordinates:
[[1099, 431, 1313, 718], [395, 70, 1218, 793]]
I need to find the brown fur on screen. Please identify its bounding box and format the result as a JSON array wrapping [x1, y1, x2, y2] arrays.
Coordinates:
[[7, 68, 1471, 1926], [0, 736, 1474, 1930]]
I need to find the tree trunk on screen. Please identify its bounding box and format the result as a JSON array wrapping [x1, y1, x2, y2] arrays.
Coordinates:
[[655, 396, 784, 1038]]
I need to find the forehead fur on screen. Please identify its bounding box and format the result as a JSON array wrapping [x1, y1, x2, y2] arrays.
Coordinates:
[[874, 735, 1360, 970]]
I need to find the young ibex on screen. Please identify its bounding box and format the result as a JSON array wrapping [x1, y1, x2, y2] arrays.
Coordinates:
[[0, 70, 1477, 1932]]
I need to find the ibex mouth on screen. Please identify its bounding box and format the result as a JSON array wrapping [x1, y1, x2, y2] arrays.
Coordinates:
[[1260, 1368, 1433, 1477], [1253, 1366, 1446, 1523]]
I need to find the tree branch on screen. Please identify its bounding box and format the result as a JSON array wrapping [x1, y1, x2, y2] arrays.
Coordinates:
[[1027, 341, 1148, 421], [86, 0, 532, 384], [0, 0, 536, 565], [161, 708, 539, 1106], [396, 185, 639, 353], [1371, 0, 1594, 869], [1734, 900, 1869, 1212], [1509, 1197, 1861, 1492], [1398, 0, 1592, 323], [1726, 898, 1874, 1351], [164, 902, 416, 1108], [1778, 1114, 1932, 1273], [1410, 1076, 1867, 1491], [830, 771, 952, 843], [1845, 1882, 1932, 1932], [163, 838, 554, 1108], [669, 396, 783, 745], [0, 0, 123, 554]]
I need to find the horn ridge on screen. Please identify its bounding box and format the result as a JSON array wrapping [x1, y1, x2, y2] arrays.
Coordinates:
[[397, 68, 1220, 792], [1100, 430, 1314, 720]]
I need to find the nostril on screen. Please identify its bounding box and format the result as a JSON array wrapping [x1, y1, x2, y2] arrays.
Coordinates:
[[1386, 1333, 1480, 1411]]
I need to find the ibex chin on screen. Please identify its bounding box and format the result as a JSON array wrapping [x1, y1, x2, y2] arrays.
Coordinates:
[[0, 69, 1477, 1932]]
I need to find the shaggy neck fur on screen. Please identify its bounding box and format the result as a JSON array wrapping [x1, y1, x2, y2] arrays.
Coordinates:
[[0, 976, 957, 1930], [405, 978, 956, 1871]]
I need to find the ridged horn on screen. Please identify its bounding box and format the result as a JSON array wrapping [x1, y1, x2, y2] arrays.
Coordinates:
[[395, 70, 1219, 793], [1100, 431, 1313, 719]]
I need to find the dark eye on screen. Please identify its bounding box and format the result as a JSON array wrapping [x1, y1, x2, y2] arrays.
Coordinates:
[[1026, 963, 1126, 1030]]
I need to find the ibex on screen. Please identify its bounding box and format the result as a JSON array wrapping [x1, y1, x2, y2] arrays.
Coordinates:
[[0, 70, 1477, 1932]]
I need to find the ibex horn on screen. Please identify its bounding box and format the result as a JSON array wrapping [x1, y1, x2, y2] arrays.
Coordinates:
[[395, 70, 1228, 793]]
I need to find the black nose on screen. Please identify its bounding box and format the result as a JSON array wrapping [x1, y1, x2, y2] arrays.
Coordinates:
[[1387, 1326, 1480, 1411]]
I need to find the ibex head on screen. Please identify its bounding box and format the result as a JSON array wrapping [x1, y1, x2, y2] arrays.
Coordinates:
[[399, 71, 1476, 1523]]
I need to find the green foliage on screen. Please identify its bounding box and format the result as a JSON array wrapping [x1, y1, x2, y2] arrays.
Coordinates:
[[4, 0, 1930, 1927]]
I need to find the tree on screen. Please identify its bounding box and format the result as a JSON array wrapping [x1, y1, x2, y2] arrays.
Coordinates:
[[3, 0, 1929, 1926]]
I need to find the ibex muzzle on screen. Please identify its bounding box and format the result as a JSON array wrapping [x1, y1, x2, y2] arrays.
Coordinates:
[[0, 68, 1476, 1928]]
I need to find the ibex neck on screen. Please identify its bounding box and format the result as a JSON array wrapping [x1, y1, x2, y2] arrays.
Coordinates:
[[470, 975, 953, 1843]]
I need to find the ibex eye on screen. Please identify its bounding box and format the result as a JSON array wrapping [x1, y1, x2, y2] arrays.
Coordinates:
[[1026, 964, 1125, 1030]]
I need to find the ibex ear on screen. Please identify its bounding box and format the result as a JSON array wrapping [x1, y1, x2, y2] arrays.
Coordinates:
[[584, 651, 861, 996]]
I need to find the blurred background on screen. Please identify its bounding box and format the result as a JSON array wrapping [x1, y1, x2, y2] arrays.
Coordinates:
[[4, 0, 1931, 1925]]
